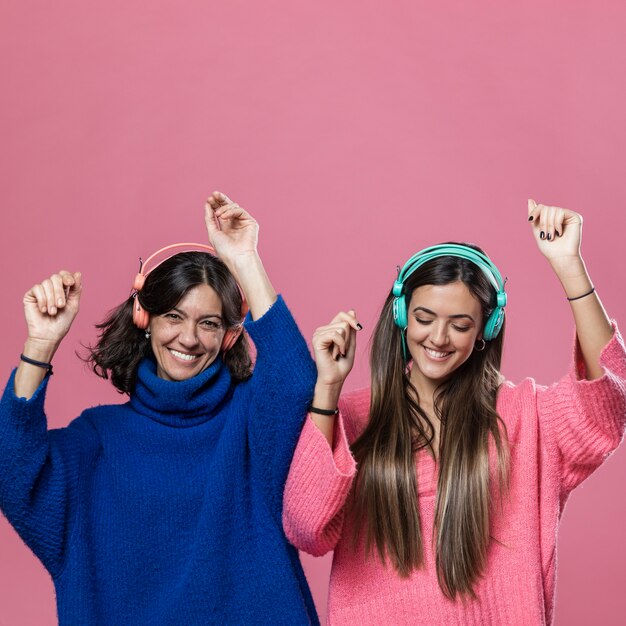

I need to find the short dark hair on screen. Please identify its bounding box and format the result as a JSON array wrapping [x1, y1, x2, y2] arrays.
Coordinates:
[[87, 251, 252, 394]]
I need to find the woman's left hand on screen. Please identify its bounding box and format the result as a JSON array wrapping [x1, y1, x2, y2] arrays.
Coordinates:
[[528, 199, 583, 267], [205, 191, 259, 262]]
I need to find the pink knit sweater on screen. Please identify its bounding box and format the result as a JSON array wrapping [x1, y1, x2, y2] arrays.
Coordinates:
[[284, 325, 626, 625]]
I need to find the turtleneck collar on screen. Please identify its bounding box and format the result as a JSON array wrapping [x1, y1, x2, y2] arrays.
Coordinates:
[[129, 356, 234, 427]]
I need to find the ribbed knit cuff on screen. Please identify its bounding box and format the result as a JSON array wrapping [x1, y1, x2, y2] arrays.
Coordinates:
[[1, 368, 49, 417]]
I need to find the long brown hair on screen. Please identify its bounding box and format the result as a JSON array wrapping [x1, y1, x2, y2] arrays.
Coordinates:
[[351, 245, 509, 598]]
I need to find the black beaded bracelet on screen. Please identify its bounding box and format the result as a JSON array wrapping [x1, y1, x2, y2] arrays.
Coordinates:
[[567, 286, 595, 302], [309, 405, 339, 416], [20, 354, 53, 376]]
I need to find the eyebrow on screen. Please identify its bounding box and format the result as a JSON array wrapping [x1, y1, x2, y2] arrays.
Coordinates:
[[171, 307, 223, 321], [412, 306, 475, 323]]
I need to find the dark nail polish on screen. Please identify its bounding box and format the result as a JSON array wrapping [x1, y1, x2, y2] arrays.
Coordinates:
[[528, 216, 534, 221], [540, 231, 545, 240], [356, 323, 363, 330], [547, 233, 552, 241], [555, 230, 560, 237]]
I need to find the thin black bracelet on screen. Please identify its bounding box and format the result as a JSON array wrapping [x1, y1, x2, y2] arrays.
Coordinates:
[[20, 354, 53, 376], [309, 405, 339, 416], [567, 286, 595, 301]]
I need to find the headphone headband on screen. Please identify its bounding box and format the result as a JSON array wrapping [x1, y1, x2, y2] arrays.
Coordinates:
[[392, 243, 507, 359]]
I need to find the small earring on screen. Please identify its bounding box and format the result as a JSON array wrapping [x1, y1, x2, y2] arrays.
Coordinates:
[[474, 338, 486, 351], [145, 330, 151, 339]]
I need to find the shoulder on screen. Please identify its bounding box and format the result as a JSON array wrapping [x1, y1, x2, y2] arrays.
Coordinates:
[[338, 387, 371, 442], [51, 402, 129, 440]]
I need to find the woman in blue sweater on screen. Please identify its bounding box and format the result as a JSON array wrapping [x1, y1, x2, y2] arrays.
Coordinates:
[[0, 192, 319, 625]]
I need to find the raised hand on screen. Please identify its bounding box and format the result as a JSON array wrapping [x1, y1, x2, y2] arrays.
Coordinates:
[[204, 191, 259, 263], [309, 310, 361, 445], [312, 311, 361, 388], [527, 199, 583, 267], [16, 270, 83, 399], [23, 270, 82, 350], [203, 191, 276, 320]]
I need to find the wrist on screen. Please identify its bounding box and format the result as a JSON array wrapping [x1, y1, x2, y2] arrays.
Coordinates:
[[548, 255, 586, 280], [23, 338, 60, 363], [312, 381, 343, 411]]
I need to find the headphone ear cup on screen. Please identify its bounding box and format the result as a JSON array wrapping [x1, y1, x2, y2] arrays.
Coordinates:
[[393, 296, 408, 330], [221, 326, 243, 353], [132, 296, 150, 330], [483, 307, 504, 341]]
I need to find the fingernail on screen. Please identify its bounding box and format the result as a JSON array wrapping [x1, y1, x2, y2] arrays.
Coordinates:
[[356, 323, 363, 330], [334, 354, 341, 362], [540, 231, 545, 240], [555, 230, 560, 237], [528, 215, 534, 221], [547, 233, 552, 241]]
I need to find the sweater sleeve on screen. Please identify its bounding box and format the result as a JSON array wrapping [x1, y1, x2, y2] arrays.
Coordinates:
[[243, 296, 317, 517], [536, 321, 626, 494], [0, 370, 98, 576], [283, 398, 358, 556]]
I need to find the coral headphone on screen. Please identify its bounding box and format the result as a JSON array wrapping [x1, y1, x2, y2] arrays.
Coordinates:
[[131, 243, 248, 352], [392, 244, 507, 359]]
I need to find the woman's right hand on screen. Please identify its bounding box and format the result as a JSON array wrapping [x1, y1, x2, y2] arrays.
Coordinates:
[[312, 310, 360, 388], [23, 271, 82, 350], [309, 310, 361, 446]]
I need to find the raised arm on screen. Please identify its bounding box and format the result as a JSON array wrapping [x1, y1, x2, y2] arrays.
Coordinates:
[[528, 199, 613, 379], [15, 270, 82, 399], [309, 311, 361, 445], [1, 270, 95, 576], [205, 191, 276, 319], [282, 312, 361, 555]]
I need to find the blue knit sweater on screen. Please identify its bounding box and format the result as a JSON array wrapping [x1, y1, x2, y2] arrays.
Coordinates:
[[0, 296, 319, 625]]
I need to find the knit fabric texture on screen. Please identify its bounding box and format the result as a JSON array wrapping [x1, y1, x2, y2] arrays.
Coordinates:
[[0, 296, 320, 625], [284, 323, 626, 625]]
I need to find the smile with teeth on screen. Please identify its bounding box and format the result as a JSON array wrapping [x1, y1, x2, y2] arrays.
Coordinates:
[[423, 346, 454, 359], [168, 348, 201, 362]]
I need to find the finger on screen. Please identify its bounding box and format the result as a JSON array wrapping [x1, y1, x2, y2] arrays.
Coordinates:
[[66, 272, 83, 304], [554, 208, 564, 237], [50, 273, 67, 309], [313, 324, 348, 357], [27, 284, 48, 312], [215, 204, 248, 223], [329, 310, 362, 332], [345, 326, 358, 360], [214, 191, 234, 205], [527, 198, 539, 222], [204, 201, 221, 238], [544, 206, 556, 241], [214, 205, 242, 219], [41, 279, 57, 315], [538, 204, 548, 240]]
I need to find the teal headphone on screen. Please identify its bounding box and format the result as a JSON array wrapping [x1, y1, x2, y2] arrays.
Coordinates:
[[392, 244, 507, 358]]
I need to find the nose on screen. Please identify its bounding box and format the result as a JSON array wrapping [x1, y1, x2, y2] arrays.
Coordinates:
[[177, 321, 200, 348], [429, 322, 449, 348]]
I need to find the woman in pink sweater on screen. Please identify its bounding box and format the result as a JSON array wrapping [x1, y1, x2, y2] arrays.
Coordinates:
[[284, 200, 626, 625]]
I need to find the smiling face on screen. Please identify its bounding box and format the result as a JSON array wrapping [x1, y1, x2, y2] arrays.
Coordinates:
[[149, 284, 226, 382], [405, 281, 483, 396]]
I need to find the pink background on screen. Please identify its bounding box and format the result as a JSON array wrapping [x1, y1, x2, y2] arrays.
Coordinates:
[[1, 1, 625, 624]]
